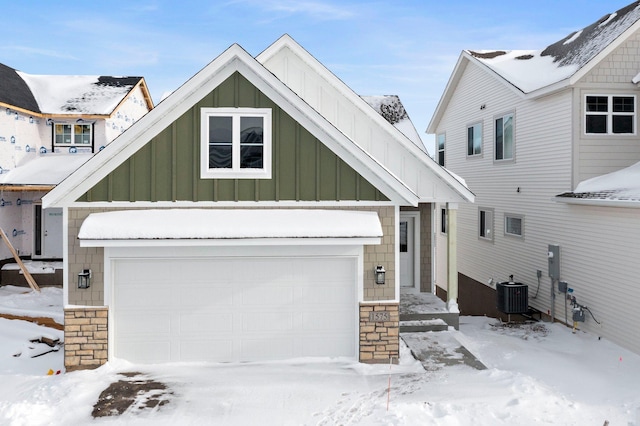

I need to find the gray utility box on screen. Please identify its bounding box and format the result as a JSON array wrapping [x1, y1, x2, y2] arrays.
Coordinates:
[[496, 282, 529, 314]]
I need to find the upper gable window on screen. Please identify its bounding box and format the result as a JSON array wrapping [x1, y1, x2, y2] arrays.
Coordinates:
[[467, 122, 482, 156], [495, 113, 514, 161], [54, 123, 92, 146], [437, 133, 445, 166], [200, 108, 272, 179], [585, 95, 635, 135]]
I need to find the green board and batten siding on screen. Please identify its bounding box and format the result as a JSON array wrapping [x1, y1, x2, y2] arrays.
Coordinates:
[[79, 72, 387, 203]]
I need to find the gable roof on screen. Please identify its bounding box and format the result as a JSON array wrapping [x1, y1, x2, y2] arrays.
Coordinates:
[[43, 41, 423, 208], [429, 1, 640, 132], [0, 62, 153, 117], [259, 35, 473, 204]]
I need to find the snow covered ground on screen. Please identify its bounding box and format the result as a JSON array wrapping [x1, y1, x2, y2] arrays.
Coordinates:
[[1, 286, 639, 425]]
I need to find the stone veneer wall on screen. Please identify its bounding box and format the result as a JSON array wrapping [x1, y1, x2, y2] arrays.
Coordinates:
[[359, 303, 399, 363], [64, 307, 108, 371]]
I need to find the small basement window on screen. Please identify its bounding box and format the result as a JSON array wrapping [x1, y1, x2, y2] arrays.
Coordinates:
[[504, 214, 524, 238], [200, 108, 272, 179]]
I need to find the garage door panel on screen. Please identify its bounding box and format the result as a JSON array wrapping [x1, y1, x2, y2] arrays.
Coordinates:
[[118, 313, 171, 335], [113, 254, 357, 363], [179, 313, 233, 333], [180, 286, 234, 307], [180, 339, 233, 361]]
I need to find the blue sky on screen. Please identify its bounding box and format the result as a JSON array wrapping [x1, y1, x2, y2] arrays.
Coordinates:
[[1, 0, 634, 153]]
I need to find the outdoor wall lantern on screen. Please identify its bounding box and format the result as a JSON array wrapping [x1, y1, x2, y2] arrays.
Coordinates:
[[78, 269, 91, 289], [374, 265, 386, 285]]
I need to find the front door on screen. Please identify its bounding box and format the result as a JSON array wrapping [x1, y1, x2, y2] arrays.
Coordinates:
[[34, 206, 63, 258], [399, 215, 415, 287]]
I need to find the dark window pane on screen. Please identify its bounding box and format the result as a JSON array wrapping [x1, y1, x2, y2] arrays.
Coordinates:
[[240, 117, 263, 143], [209, 144, 232, 168], [467, 127, 474, 156], [480, 211, 486, 237], [586, 115, 607, 133], [613, 115, 633, 133], [495, 118, 503, 160], [503, 115, 513, 159], [240, 145, 263, 169], [441, 209, 447, 234], [613, 97, 634, 113], [506, 217, 522, 236], [209, 116, 232, 143], [586, 96, 608, 112], [438, 150, 445, 166], [399, 221, 408, 252]]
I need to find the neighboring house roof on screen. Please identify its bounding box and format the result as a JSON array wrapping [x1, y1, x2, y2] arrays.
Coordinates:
[[0, 63, 40, 113], [428, 1, 640, 132], [556, 161, 640, 207], [0, 154, 92, 190], [43, 36, 473, 209], [361, 95, 426, 152], [0, 62, 153, 116]]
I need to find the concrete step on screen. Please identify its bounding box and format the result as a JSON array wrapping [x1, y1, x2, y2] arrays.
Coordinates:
[[400, 312, 459, 330], [400, 318, 449, 333]]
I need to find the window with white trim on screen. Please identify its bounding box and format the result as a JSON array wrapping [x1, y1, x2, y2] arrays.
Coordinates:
[[504, 214, 524, 238], [478, 207, 493, 241], [53, 123, 92, 146], [495, 113, 514, 161], [437, 133, 445, 166], [467, 122, 482, 156], [585, 95, 635, 134], [200, 107, 272, 179]]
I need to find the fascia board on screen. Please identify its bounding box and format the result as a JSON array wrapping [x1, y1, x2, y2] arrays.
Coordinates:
[[43, 45, 246, 208], [554, 196, 640, 208], [427, 53, 468, 134]]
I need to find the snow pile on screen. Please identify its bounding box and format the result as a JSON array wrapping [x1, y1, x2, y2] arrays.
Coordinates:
[[78, 209, 383, 240], [0, 286, 63, 325]]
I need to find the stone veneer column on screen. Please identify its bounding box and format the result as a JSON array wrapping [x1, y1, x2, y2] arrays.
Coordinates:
[[64, 307, 108, 371], [359, 303, 399, 363]]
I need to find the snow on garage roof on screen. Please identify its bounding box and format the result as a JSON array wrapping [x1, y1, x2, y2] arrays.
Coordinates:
[[556, 161, 640, 205], [468, 1, 640, 93], [78, 209, 383, 243]]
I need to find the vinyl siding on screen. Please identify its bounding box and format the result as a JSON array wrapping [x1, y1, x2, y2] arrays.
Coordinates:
[[434, 55, 640, 354]]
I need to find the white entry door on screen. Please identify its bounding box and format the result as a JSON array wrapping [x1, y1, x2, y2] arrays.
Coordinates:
[[36, 207, 63, 259], [399, 215, 415, 287]]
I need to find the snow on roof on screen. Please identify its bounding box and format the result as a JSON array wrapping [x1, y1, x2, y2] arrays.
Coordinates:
[[361, 95, 426, 151], [468, 1, 640, 93], [0, 154, 92, 186], [78, 209, 383, 240], [16, 73, 142, 115], [557, 161, 640, 202]]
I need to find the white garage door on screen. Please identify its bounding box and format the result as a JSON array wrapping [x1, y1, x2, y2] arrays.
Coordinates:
[[112, 255, 357, 363]]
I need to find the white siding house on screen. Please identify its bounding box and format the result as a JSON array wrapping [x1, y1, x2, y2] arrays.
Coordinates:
[[428, 1, 640, 355]]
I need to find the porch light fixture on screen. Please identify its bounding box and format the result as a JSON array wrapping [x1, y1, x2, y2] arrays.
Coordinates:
[[78, 269, 91, 289], [374, 265, 386, 285]]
